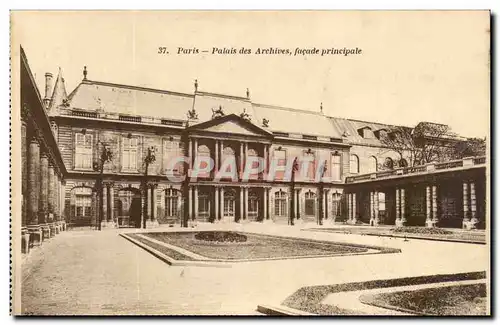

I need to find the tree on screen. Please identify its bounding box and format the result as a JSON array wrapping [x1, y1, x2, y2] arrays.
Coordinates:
[[451, 137, 486, 159], [379, 122, 459, 167], [92, 142, 113, 230]]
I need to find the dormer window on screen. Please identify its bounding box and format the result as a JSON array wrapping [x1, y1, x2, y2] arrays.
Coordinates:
[[374, 128, 388, 139], [357, 126, 374, 139]]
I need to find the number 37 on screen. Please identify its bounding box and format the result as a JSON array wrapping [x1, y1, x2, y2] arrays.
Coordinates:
[[158, 47, 167, 54]]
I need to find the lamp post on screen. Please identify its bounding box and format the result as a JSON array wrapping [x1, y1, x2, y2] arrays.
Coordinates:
[[92, 142, 113, 231], [141, 146, 157, 229], [318, 160, 328, 226], [289, 157, 299, 226]]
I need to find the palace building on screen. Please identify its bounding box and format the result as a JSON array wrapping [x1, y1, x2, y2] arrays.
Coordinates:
[[19, 46, 487, 248]]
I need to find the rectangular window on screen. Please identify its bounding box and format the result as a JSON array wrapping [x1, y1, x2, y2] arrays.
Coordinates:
[[122, 137, 138, 171], [75, 194, 92, 218], [75, 133, 93, 169], [303, 152, 315, 180], [331, 154, 341, 181], [164, 140, 183, 174], [274, 149, 286, 180]]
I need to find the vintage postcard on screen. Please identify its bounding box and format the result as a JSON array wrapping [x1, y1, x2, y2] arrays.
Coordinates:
[[10, 10, 490, 316]]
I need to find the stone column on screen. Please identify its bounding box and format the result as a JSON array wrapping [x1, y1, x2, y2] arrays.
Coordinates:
[[400, 188, 406, 224], [239, 187, 244, 222], [463, 182, 469, 222], [323, 190, 328, 221], [346, 194, 351, 222], [21, 120, 27, 227], [296, 189, 301, 220], [395, 188, 401, 226], [52, 172, 60, 234], [369, 192, 374, 224], [39, 152, 50, 240], [60, 180, 66, 229], [188, 138, 193, 168], [374, 191, 379, 226], [431, 185, 438, 227], [214, 186, 219, 222], [101, 185, 107, 227], [263, 145, 268, 178], [470, 182, 478, 227], [187, 185, 192, 222], [193, 138, 198, 166], [352, 193, 357, 223], [215, 140, 219, 175], [239, 143, 244, 178], [109, 185, 114, 223], [27, 137, 42, 246], [220, 187, 225, 220], [193, 186, 199, 221], [263, 188, 268, 221], [47, 163, 56, 236]]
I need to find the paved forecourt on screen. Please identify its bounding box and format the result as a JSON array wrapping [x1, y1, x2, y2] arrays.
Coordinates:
[[20, 222, 488, 315]]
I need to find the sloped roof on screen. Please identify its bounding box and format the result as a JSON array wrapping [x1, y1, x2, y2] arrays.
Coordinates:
[[67, 80, 194, 120], [329, 117, 401, 146], [65, 79, 344, 138], [252, 103, 342, 138], [49, 68, 68, 109]]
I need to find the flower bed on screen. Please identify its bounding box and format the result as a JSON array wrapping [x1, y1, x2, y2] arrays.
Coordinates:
[[282, 271, 486, 315], [194, 231, 247, 243], [359, 283, 487, 315], [392, 226, 453, 235]]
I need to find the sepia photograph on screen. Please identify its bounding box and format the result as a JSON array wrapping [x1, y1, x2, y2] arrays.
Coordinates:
[[10, 10, 490, 316]]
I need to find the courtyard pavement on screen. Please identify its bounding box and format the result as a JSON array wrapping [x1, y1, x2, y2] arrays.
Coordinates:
[[19, 222, 489, 315]]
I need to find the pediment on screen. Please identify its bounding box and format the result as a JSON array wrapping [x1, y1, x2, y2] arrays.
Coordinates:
[[189, 114, 271, 137]]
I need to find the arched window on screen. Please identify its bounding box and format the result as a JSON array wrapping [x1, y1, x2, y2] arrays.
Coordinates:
[[384, 157, 394, 170], [165, 189, 179, 217], [398, 158, 408, 168], [246, 148, 259, 180], [305, 190, 317, 216], [368, 156, 378, 173], [350, 154, 359, 174], [274, 190, 287, 217], [221, 146, 236, 177], [197, 144, 211, 178]]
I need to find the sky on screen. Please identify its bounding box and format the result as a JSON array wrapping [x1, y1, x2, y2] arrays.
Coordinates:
[[12, 10, 490, 138]]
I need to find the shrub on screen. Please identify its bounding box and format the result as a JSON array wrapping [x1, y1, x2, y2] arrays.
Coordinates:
[[392, 227, 453, 235], [194, 231, 247, 243]]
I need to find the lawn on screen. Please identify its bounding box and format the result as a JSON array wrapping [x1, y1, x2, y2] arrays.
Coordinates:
[[135, 231, 396, 261], [360, 283, 487, 316], [282, 271, 486, 315], [308, 226, 486, 244]]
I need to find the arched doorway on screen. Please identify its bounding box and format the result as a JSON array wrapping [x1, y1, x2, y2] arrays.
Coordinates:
[[70, 186, 94, 227], [223, 189, 236, 221], [164, 188, 181, 224], [248, 189, 260, 221], [304, 190, 317, 223], [116, 188, 142, 228], [273, 189, 288, 222]]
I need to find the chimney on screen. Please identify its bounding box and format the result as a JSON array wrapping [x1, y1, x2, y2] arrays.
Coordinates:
[[44, 72, 53, 108]]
